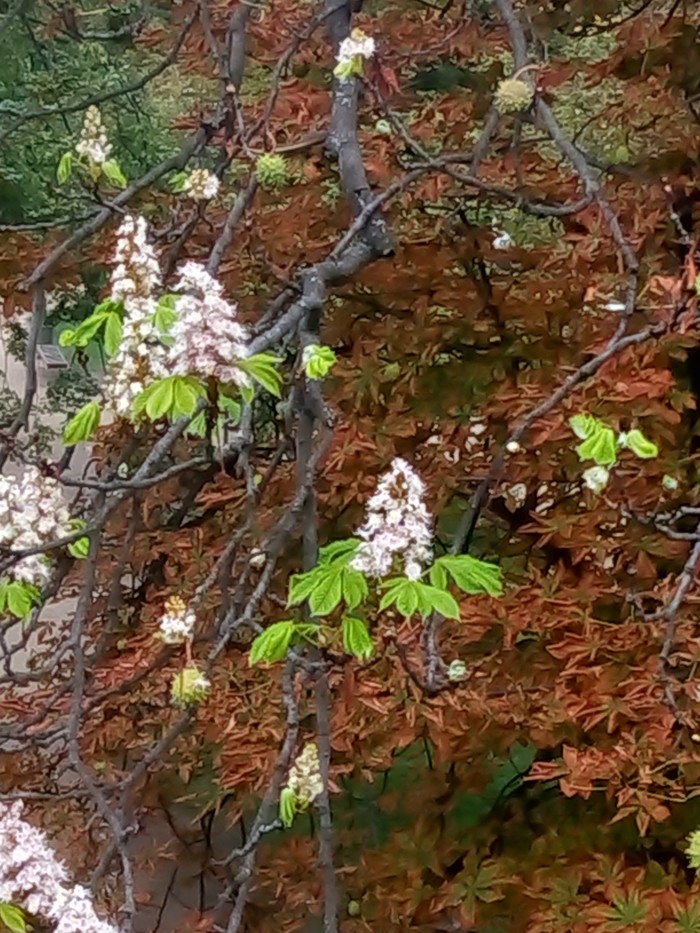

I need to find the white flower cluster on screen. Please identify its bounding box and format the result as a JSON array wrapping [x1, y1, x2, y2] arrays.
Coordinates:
[[0, 467, 72, 588], [183, 168, 220, 201], [0, 802, 119, 933], [46, 282, 86, 314], [351, 457, 432, 581], [158, 596, 195, 644], [166, 262, 249, 385], [337, 29, 376, 66], [287, 743, 323, 808], [103, 215, 163, 418], [75, 106, 112, 166]]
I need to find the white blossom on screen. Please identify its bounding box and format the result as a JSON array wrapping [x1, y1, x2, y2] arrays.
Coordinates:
[[493, 230, 513, 250], [287, 743, 323, 808], [583, 465, 609, 494], [158, 596, 195, 644], [351, 457, 432, 580], [337, 29, 376, 66], [165, 262, 249, 385], [0, 802, 119, 933], [75, 106, 112, 167], [103, 216, 164, 418], [0, 468, 72, 588], [183, 168, 220, 201]]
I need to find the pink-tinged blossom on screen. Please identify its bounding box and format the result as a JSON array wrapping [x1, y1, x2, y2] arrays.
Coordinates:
[[0, 802, 120, 933], [158, 596, 195, 644], [0, 467, 72, 588], [104, 215, 164, 417], [351, 457, 432, 580], [166, 262, 249, 385], [183, 168, 220, 201]]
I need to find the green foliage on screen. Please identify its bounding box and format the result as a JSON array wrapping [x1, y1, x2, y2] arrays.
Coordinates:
[[187, 394, 241, 438], [342, 616, 374, 661], [279, 786, 296, 827], [63, 401, 101, 445], [249, 621, 296, 665], [153, 294, 178, 336], [237, 353, 283, 397], [57, 151, 73, 183], [288, 541, 367, 616], [302, 344, 337, 380], [59, 298, 123, 352], [379, 577, 460, 619], [67, 520, 90, 560], [0, 580, 41, 619], [101, 159, 128, 188], [676, 901, 700, 933], [570, 414, 659, 468], [133, 375, 206, 422], [0, 903, 26, 933], [430, 554, 503, 597], [619, 428, 658, 459], [256, 153, 289, 190]]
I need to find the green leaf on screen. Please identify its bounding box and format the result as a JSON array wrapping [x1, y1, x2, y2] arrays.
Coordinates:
[[6, 581, 40, 618], [102, 159, 127, 188], [143, 378, 176, 421], [380, 578, 419, 617], [341, 566, 368, 610], [186, 411, 207, 438], [63, 401, 100, 445], [429, 561, 448, 589], [0, 582, 8, 613], [279, 786, 296, 828], [302, 344, 337, 380], [219, 395, 241, 423], [434, 554, 503, 597], [416, 583, 460, 619], [288, 570, 321, 607], [68, 536, 90, 559], [575, 422, 617, 466], [58, 328, 76, 347], [59, 305, 113, 348], [169, 171, 189, 193], [237, 353, 283, 397], [0, 903, 27, 933], [621, 428, 658, 460], [342, 616, 374, 661], [103, 312, 122, 356], [240, 383, 255, 405], [171, 376, 203, 417], [318, 539, 360, 564], [153, 294, 178, 335], [308, 564, 344, 616], [57, 151, 73, 184], [569, 413, 598, 440], [249, 620, 296, 666]]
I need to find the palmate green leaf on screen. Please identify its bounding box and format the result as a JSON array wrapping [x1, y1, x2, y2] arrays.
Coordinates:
[[620, 428, 658, 460], [103, 312, 123, 356], [102, 159, 127, 188], [318, 539, 360, 564], [171, 376, 205, 417], [144, 378, 175, 420], [68, 536, 90, 559], [0, 903, 27, 933], [249, 620, 295, 666], [569, 413, 599, 440], [279, 786, 296, 828], [237, 353, 283, 397], [2, 581, 41, 618], [433, 554, 503, 597], [302, 344, 337, 380], [380, 578, 460, 619], [575, 422, 617, 466], [63, 400, 100, 445], [341, 566, 368, 610], [342, 616, 374, 661], [288, 552, 365, 616]]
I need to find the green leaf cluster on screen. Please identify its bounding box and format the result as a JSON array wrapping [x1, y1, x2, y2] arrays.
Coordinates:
[[59, 297, 123, 355], [302, 344, 337, 380], [288, 540, 366, 616], [133, 375, 206, 422], [187, 394, 241, 438], [569, 414, 658, 466], [237, 353, 283, 398], [249, 620, 319, 666], [0, 580, 41, 619]]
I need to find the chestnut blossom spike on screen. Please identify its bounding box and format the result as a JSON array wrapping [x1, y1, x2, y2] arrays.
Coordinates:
[[351, 457, 433, 580], [166, 261, 250, 385], [0, 468, 72, 588], [337, 29, 376, 66], [183, 168, 220, 201], [286, 743, 323, 809], [158, 596, 195, 644], [75, 105, 112, 167], [0, 801, 120, 933], [104, 215, 164, 417]]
